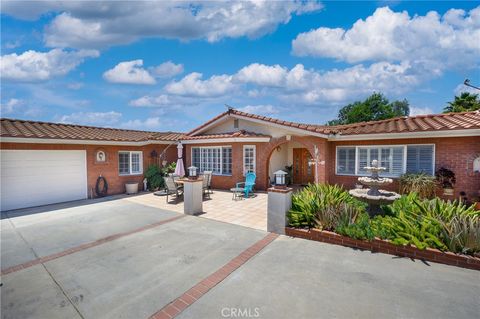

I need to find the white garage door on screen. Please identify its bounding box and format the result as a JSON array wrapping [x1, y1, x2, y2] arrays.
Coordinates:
[[1, 150, 87, 211]]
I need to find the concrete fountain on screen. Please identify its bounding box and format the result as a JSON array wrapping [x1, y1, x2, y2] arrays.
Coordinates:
[[349, 159, 401, 216]]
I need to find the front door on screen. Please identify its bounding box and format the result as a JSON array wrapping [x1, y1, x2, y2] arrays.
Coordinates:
[[292, 148, 315, 185]]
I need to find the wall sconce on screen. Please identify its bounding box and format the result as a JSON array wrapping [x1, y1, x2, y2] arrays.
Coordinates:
[[286, 135, 291, 141], [276, 145, 282, 152]]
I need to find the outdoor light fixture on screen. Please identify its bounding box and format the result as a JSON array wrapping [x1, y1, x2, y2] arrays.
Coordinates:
[[188, 166, 198, 180], [274, 170, 287, 188]]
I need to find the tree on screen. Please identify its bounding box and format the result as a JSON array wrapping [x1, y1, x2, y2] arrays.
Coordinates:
[[327, 93, 410, 126], [443, 92, 480, 113]]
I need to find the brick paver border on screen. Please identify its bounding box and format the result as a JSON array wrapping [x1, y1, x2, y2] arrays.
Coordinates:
[[285, 227, 480, 271], [1, 215, 185, 276], [150, 232, 279, 319]]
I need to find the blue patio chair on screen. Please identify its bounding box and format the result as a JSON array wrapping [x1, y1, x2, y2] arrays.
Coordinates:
[[236, 172, 256, 198]]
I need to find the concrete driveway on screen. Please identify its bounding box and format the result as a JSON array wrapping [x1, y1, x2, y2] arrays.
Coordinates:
[[1, 197, 479, 319]]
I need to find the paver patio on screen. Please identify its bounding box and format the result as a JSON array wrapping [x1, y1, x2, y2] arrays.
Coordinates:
[[125, 190, 267, 231], [1, 197, 479, 319]]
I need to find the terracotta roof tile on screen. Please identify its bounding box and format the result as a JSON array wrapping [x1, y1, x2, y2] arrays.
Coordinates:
[[1, 118, 183, 142]]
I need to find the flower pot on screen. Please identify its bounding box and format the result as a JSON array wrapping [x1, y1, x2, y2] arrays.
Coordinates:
[[443, 188, 454, 196], [125, 182, 139, 194]]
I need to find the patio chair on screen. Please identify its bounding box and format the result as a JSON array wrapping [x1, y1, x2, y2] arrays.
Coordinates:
[[165, 175, 183, 203], [200, 174, 210, 199], [235, 172, 256, 198], [203, 171, 213, 193]]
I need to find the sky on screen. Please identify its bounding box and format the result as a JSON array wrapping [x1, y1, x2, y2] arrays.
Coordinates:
[[1, 1, 479, 132]]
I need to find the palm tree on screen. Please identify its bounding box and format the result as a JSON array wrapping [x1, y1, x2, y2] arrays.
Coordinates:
[[444, 92, 480, 113]]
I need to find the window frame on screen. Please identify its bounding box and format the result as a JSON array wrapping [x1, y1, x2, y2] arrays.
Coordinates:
[[190, 146, 232, 176], [243, 145, 256, 176], [335, 144, 435, 177], [118, 151, 143, 176]]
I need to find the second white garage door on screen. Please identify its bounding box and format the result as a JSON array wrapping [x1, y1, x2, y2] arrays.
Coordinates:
[[1, 150, 87, 211]]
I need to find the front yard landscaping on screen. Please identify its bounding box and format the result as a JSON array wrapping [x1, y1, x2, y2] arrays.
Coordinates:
[[287, 184, 480, 269]]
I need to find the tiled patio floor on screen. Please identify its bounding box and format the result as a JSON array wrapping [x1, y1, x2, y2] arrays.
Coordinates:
[[124, 190, 267, 231]]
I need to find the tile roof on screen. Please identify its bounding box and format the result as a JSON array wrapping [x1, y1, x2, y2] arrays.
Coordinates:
[[187, 109, 480, 137], [182, 130, 270, 140], [0, 118, 183, 142]]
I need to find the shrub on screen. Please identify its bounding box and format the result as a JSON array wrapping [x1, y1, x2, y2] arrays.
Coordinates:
[[287, 184, 364, 229], [373, 195, 480, 253], [398, 173, 436, 199], [435, 167, 456, 188], [145, 164, 165, 190], [335, 209, 375, 240]]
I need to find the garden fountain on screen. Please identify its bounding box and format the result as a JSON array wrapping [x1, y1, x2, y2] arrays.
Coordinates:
[[349, 159, 401, 216]]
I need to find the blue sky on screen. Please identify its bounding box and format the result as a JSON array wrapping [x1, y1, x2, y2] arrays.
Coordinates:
[[1, 1, 479, 132]]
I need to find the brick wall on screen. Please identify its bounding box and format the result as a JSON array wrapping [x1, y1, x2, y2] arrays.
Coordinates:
[[327, 136, 480, 200], [184, 135, 329, 191], [0, 142, 177, 197]]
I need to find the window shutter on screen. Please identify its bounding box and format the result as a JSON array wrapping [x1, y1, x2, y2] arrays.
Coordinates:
[[336, 147, 355, 174], [406, 145, 434, 175]]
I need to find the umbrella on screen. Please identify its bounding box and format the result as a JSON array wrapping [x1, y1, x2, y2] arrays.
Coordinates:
[[174, 143, 185, 177]]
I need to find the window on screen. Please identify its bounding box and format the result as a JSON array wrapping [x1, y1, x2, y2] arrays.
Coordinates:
[[243, 145, 256, 175], [406, 145, 434, 175], [118, 151, 143, 175], [357, 146, 404, 176], [191, 146, 232, 175], [336, 144, 434, 177], [336, 147, 355, 175]]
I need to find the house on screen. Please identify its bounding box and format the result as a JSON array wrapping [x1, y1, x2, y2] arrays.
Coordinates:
[[1, 109, 479, 211], [0, 119, 181, 211], [181, 109, 480, 198]]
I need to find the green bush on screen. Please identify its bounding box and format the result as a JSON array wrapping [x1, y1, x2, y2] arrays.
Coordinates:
[[336, 210, 375, 241], [398, 173, 436, 199], [373, 194, 480, 253], [145, 164, 165, 190], [287, 184, 365, 229]]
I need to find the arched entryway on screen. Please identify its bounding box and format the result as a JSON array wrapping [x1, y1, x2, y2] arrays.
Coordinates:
[[264, 136, 316, 188]]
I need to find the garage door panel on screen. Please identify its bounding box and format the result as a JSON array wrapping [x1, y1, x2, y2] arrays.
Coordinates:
[[1, 150, 87, 211]]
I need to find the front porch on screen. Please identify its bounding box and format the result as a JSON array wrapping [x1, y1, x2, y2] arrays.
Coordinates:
[[125, 190, 268, 231]]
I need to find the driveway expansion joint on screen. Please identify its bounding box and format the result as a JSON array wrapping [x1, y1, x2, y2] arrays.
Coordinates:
[[149, 232, 279, 319], [1, 214, 185, 276]]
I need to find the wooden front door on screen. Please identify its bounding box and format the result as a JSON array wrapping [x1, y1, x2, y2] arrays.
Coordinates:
[[292, 148, 315, 185]]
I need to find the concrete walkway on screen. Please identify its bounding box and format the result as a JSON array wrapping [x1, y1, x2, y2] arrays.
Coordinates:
[[1, 197, 479, 319]]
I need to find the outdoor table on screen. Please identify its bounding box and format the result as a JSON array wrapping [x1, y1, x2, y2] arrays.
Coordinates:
[[230, 187, 244, 200]]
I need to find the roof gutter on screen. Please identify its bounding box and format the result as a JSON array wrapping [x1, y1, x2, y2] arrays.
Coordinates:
[[328, 129, 480, 141], [0, 137, 174, 146]]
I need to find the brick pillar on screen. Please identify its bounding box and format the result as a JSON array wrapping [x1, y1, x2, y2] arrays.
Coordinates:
[[267, 187, 293, 234]]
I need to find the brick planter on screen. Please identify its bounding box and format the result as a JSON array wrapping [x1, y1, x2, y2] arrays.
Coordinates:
[[285, 227, 480, 271]]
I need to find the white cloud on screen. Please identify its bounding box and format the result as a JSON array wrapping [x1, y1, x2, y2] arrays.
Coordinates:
[[2, 1, 322, 49], [150, 61, 184, 78], [165, 72, 236, 97], [235, 64, 287, 87], [103, 60, 156, 85], [121, 117, 162, 130], [292, 6, 480, 71], [58, 111, 122, 126], [237, 104, 280, 115], [410, 106, 434, 116], [0, 98, 23, 115], [129, 95, 171, 107], [0, 48, 99, 81]]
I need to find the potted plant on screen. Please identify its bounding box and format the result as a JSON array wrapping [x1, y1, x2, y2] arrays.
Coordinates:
[[435, 167, 456, 196], [125, 181, 139, 194]]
